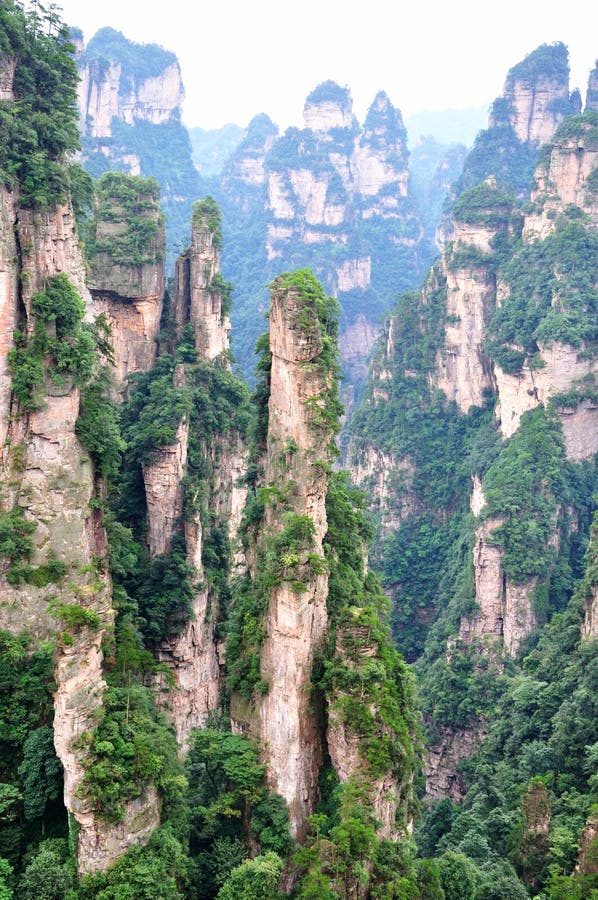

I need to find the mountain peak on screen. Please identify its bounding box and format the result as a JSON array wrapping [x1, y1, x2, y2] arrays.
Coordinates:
[[304, 80, 354, 132]]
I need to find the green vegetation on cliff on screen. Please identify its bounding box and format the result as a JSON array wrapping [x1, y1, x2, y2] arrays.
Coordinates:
[[347, 75, 598, 898], [0, 1, 82, 208], [505, 42, 570, 90], [417, 523, 598, 897], [84, 27, 176, 82], [486, 220, 598, 372], [86, 172, 164, 266], [79, 28, 199, 265]]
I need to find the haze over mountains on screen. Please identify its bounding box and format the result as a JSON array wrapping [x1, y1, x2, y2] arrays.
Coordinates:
[[1, 4, 597, 897]]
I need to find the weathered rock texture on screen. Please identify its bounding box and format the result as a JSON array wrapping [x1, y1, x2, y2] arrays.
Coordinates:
[[0, 185, 156, 873], [576, 811, 598, 875], [78, 57, 182, 140], [350, 50, 596, 810], [435, 194, 509, 413], [88, 180, 165, 391], [459, 505, 538, 657], [495, 343, 598, 452], [524, 113, 598, 241], [217, 81, 429, 389], [424, 721, 487, 802], [496, 115, 598, 457], [170, 204, 230, 359], [142, 414, 189, 557], [582, 583, 598, 641], [221, 114, 279, 200], [244, 276, 334, 839], [491, 44, 575, 145], [144, 209, 246, 748], [76, 27, 199, 265], [0, 186, 18, 450], [326, 622, 409, 843]]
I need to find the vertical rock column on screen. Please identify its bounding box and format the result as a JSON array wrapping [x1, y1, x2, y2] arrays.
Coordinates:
[[0, 185, 18, 451], [170, 198, 230, 360], [0, 194, 145, 873], [253, 275, 335, 838], [149, 201, 244, 748]]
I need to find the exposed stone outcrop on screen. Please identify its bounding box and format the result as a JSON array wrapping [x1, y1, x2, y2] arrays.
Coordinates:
[[582, 583, 598, 640], [424, 721, 487, 801], [88, 178, 165, 391], [155, 432, 248, 748], [248, 276, 333, 839], [326, 621, 409, 842], [77, 788, 160, 876], [142, 415, 189, 557], [0, 186, 18, 450], [17, 205, 92, 314], [524, 112, 598, 240], [303, 82, 354, 133], [576, 811, 598, 875], [170, 202, 230, 359], [76, 28, 199, 265], [435, 194, 510, 412], [495, 343, 598, 458], [0, 55, 16, 100], [144, 202, 246, 747], [77, 29, 183, 139], [459, 513, 538, 657], [0, 186, 145, 873], [492, 43, 574, 145], [214, 80, 427, 390], [221, 114, 279, 201], [354, 91, 409, 206]]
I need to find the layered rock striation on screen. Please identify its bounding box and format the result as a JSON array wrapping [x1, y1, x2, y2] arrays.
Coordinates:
[[76, 27, 198, 264], [216, 81, 429, 389], [0, 182, 124, 872], [232, 273, 335, 837], [170, 198, 231, 360], [87, 172, 165, 392], [138, 200, 247, 748]]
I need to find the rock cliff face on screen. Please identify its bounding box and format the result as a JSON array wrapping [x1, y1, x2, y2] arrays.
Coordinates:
[[236, 275, 334, 838], [523, 110, 598, 240], [495, 114, 598, 457], [78, 58, 182, 140], [576, 811, 598, 875], [459, 43, 576, 200], [424, 722, 487, 802], [77, 28, 198, 265], [0, 183, 141, 872], [0, 186, 18, 450], [76, 26, 181, 134], [139, 202, 246, 748], [349, 48, 598, 809], [496, 46, 574, 145], [495, 342, 598, 450], [458, 491, 539, 657], [217, 81, 430, 387], [77, 27, 182, 143], [170, 201, 231, 359], [220, 114, 279, 205], [227, 273, 416, 871], [434, 181, 511, 412], [87, 175, 165, 391]]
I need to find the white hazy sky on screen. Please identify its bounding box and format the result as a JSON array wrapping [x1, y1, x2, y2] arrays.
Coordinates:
[[56, 0, 596, 131]]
